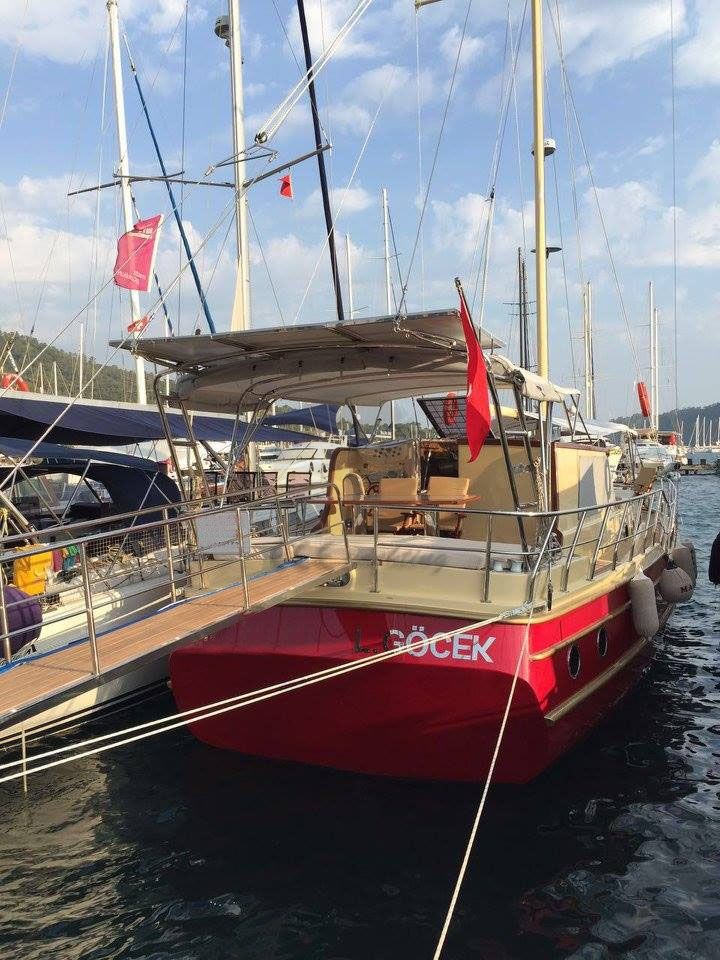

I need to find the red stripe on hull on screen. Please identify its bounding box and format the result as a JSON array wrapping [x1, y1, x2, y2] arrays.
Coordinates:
[[170, 567, 670, 784]]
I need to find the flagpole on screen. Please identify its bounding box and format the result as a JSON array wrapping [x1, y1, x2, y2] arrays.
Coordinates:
[[107, 0, 146, 404]]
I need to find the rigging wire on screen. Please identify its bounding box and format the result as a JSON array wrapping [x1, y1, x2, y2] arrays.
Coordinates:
[[544, 69, 577, 387], [256, 0, 375, 145], [414, 5, 425, 308], [88, 35, 111, 396], [554, 0, 585, 304], [545, 2, 642, 382], [292, 85, 392, 325], [510, 9, 527, 255], [466, 0, 528, 309], [178, 0, 190, 334], [248, 204, 287, 327], [396, 0, 480, 316], [0, 192, 239, 491], [669, 0, 680, 426]]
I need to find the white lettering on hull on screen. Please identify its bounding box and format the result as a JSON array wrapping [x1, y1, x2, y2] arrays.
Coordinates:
[[387, 626, 496, 664]]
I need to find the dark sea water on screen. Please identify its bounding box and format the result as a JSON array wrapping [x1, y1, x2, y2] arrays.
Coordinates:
[[1, 476, 719, 960]]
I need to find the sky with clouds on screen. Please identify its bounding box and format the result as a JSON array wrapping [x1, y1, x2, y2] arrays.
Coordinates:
[[0, 0, 718, 419]]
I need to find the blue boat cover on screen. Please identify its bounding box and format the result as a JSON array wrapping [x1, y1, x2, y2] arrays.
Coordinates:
[[0, 437, 182, 516], [0, 395, 331, 446]]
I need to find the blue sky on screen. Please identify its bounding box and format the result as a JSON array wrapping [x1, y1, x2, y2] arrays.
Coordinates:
[[0, 0, 718, 419]]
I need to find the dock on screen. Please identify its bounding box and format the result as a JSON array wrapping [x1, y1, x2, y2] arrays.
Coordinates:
[[0, 557, 350, 733]]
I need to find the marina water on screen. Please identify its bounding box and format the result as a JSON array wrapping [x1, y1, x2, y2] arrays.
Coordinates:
[[1, 476, 718, 959]]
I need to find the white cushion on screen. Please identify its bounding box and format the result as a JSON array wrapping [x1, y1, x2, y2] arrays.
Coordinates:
[[296, 534, 526, 570]]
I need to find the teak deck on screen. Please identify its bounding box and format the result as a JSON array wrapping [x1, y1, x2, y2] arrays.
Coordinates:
[[0, 557, 350, 731]]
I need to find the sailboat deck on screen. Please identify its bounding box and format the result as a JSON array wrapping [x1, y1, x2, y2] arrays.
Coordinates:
[[0, 557, 350, 731]]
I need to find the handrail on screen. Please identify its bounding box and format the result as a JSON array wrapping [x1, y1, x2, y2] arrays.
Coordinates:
[[0, 477, 674, 664]]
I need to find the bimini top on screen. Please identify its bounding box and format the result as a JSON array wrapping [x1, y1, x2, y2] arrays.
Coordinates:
[[115, 310, 576, 413]]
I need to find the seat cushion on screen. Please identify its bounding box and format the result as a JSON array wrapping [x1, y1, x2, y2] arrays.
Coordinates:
[[296, 534, 526, 570]]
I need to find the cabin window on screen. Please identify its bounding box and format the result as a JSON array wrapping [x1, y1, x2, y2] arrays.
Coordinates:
[[597, 626, 608, 657]]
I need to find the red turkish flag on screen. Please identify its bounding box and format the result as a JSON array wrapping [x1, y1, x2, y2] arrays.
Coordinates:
[[113, 214, 163, 292], [457, 282, 491, 462], [127, 315, 150, 335], [279, 174, 293, 199]]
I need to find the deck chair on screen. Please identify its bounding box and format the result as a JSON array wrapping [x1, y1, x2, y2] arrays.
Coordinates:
[[632, 464, 657, 495], [367, 476, 419, 534], [426, 476, 470, 537]]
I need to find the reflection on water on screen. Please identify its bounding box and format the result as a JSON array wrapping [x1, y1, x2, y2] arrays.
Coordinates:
[[1, 476, 719, 959]]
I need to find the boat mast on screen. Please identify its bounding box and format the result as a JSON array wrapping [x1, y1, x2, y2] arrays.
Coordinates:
[[583, 281, 595, 420], [531, 0, 549, 380], [215, 2, 250, 331], [345, 233, 354, 320], [649, 282, 660, 433], [107, 0, 146, 404], [296, 0, 345, 324], [382, 188, 392, 315], [382, 187, 396, 440]]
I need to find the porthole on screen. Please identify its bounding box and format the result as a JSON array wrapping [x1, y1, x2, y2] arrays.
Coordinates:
[[597, 626, 608, 658], [567, 643, 581, 679]]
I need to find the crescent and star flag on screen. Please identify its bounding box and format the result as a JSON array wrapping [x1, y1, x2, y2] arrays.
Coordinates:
[[279, 174, 293, 199], [113, 214, 163, 293], [456, 278, 491, 462], [127, 315, 150, 335]]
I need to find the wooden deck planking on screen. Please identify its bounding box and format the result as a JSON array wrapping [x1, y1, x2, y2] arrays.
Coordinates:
[[0, 558, 349, 727]]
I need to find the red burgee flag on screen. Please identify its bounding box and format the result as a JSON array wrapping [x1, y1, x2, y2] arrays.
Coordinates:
[[456, 279, 491, 462], [113, 214, 163, 293], [127, 315, 150, 335], [279, 174, 293, 199]]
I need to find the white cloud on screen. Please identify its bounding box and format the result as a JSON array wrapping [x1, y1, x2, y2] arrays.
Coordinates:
[[676, 0, 720, 87], [439, 25, 489, 70], [547, 0, 687, 77], [688, 139, 720, 187], [300, 185, 374, 218], [329, 63, 437, 134], [0, 1, 206, 66]]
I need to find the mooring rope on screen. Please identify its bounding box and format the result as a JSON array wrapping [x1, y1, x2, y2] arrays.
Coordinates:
[[432, 615, 532, 960], [0, 604, 537, 785]]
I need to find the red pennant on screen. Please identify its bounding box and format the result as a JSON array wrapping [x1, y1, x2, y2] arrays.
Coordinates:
[[457, 284, 491, 462], [279, 174, 293, 199], [127, 315, 150, 335]]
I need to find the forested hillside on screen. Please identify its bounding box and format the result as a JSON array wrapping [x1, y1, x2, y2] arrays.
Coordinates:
[[0, 332, 153, 402], [618, 406, 720, 444]]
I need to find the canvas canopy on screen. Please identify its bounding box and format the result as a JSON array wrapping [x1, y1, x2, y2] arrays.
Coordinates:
[[116, 310, 514, 413], [0, 393, 332, 446]]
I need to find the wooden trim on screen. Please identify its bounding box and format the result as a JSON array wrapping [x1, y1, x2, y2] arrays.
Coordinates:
[[543, 636, 649, 724], [529, 601, 631, 661]]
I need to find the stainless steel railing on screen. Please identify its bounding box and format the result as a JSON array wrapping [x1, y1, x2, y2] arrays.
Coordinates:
[[0, 480, 348, 672], [0, 477, 676, 669]]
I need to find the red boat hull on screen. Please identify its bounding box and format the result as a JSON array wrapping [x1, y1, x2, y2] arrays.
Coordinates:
[[170, 563, 670, 784]]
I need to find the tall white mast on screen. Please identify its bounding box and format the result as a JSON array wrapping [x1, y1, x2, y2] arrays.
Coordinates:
[[653, 305, 660, 432], [217, 2, 250, 331], [583, 281, 595, 420], [382, 188, 396, 439], [345, 233, 354, 320], [531, 0, 549, 380], [648, 281, 657, 431], [79, 321, 84, 397], [107, 0, 146, 405], [382, 188, 392, 315]]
